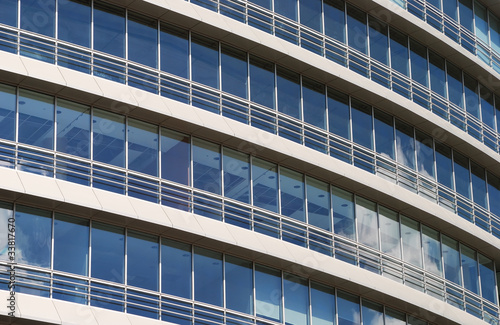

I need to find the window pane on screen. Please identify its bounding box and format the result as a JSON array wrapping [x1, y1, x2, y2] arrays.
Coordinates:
[[0, 84, 16, 141], [277, 67, 301, 119], [160, 24, 189, 78], [479, 254, 497, 304], [128, 119, 158, 176], [435, 142, 453, 189], [16, 206, 52, 267], [221, 45, 247, 98], [128, 13, 157, 68], [347, 5, 367, 53], [58, 0, 91, 47], [464, 74, 479, 119], [93, 2, 125, 57], [379, 206, 401, 258], [454, 152, 470, 199], [193, 138, 221, 194], [18, 89, 54, 149], [307, 177, 331, 231], [303, 77, 326, 129], [415, 130, 434, 179], [356, 197, 378, 249], [401, 216, 422, 267], [253, 158, 278, 212], [284, 274, 309, 325], [337, 291, 360, 325], [442, 235, 461, 285], [161, 239, 191, 299], [390, 29, 409, 76], [194, 247, 222, 306], [275, 0, 297, 20], [488, 172, 500, 217], [429, 51, 446, 97], [192, 35, 219, 89], [332, 186, 355, 239], [0, 0, 17, 27], [480, 85, 495, 129], [362, 300, 384, 325], [54, 214, 89, 275], [300, 0, 321, 31], [91, 222, 124, 283], [225, 256, 253, 314], [324, 0, 345, 42], [461, 245, 479, 294], [328, 88, 350, 139], [385, 307, 406, 324], [470, 162, 486, 208], [127, 231, 158, 291], [57, 99, 90, 158], [93, 109, 125, 167], [255, 265, 282, 322], [422, 225, 442, 276], [490, 13, 500, 54], [474, 2, 488, 44], [410, 40, 428, 87], [250, 56, 275, 108], [352, 99, 373, 149], [447, 63, 463, 108], [311, 282, 335, 325], [374, 109, 394, 159], [0, 202, 13, 262], [369, 18, 388, 65], [21, 0, 55, 36], [395, 120, 415, 170], [280, 167, 305, 222], [223, 148, 250, 203], [161, 129, 190, 185]]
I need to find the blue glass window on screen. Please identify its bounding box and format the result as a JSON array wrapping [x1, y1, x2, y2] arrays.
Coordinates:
[[16, 206, 52, 267], [470, 162, 486, 208], [459, 0, 474, 52], [252, 158, 278, 212], [192, 35, 219, 89], [332, 186, 355, 240], [21, 0, 55, 36], [223, 148, 250, 203], [160, 24, 189, 79], [284, 274, 309, 325], [410, 40, 428, 87], [280, 167, 305, 222], [474, 2, 489, 63], [374, 109, 394, 159], [303, 77, 326, 129], [56, 99, 90, 158], [128, 13, 158, 68], [369, 18, 389, 86], [0, 203, 13, 262], [161, 239, 191, 299], [128, 119, 158, 176], [93, 109, 125, 167], [480, 85, 495, 131], [255, 265, 282, 322], [379, 206, 401, 258], [415, 130, 435, 179], [277, 67, 301, 119], [488, 172, 500, 217], [221, 45, 247, 99], [161, 129, 190, 185], [300, 0, 321, 31], [390, 29, 409, 76], [194, 247, 222, 306], [58, 0, 91, 47], [351, 99, 372, 149], [93, 2, 125, 57], [479, 254, 497, 304], [324, 0, 345, 43], [127, 231, 158, 291], [0, 0, 17, 27], [311, 282, 335, 325], [356, 197, 378, 249], [54, 214, 89, 275], [337, 291, 360, 325], [490, 13, 500, 55], [446, 63, 463, 108], [91, 222, 125, 283], [422, 225, 442, 276], [193, 139, 221, 194], [464, 74, 480, 119], [225, 256, 253, 314], [347, 5, 367, 54], [307, 177, 331, 231], [461, 245, 479, 294], [385, 308, 406, 324], [362, 300, 384, 325], [442, 235, 461, 285], [454, 152, 471, 199], [18, 89, 54, 149], [401, 216, 422, 267], [275, 0, 297, 20], [0, 84, 16, 141], [435, 142, 453, 189], [250, 56, 275, 109], [395, 120, 415, 170], [429, 51, 446, 98], [328, 88, 350, 139]]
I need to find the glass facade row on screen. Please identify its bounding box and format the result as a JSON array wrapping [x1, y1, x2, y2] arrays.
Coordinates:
[[1, 0, 500, 153], [0, 201, 465, 324]]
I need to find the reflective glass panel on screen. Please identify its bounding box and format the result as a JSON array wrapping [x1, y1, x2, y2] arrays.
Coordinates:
[[193, 138, 221, 194], [351, 99, 373, 149], [464, 74, 479, 118], [307, 177, 331, 231], [410, 40, 428, 87], [284, 274, 309, 325], [21, 0, 55, 36], [461, 245, 479, 294], [127, 231, 158, 291], [395, 120, 415, 170], [379, 206, 401, 258], [435, 142, 453, 189], [253, 158, 278, 212], [491, 13, 500, 54], [0, 84, 16, 141], [161, 129, 190, 185], [454, 152, 471, 199], [300, 0, 321, 31], [18, 89, 54, 149], [374, 109, 394, 159], [0, 202, 13, 262], [93, 109, 125, 167], [280, 167, 305, 222], [332, 186, 355, 239], [401, 216, 422, 267], [0, 0, 17, 27], [16, 206, 51, 267], [161, 239, 191, 299], [324, 0, 345, 42], [160, 24, 189, 78], [356, 197, 378, 249], [347, 5, 367, 53], [488, 172, 500, 217], [91, 222, 125, 283], [225, 256, 253, 314], [221, 45, 247, 99], [447, 63, 463, 108], [362, 300, 384, 325], [250, 56, 275, 109], [303, 77, 326, 129], [54, 214, 89, 275], [442, 235, 461, 285], [194, 247, 222, 306], [415, 130, 434, 179], [390, 29, 409, 76], [474, 2, 489, 44], [128, 119, 158, 176], [128, 13, 158, 68], [58, 0, 91, 47], [255, 264, 282, 322], [470, 162, 487, 208], [480, 85, 495, 129], [429, 51, 446, 97], [56, 99, 90, 158], [479, 254, 497, 303], [277, 67, 301, 119], [337, 290, 360, 325], [223, 148, 250, 203], [328, 88, 350, 139], [93, 2, 125, 57], [192, 35, 219, 89], [385, 307, 406, 325], [311, 282, 335, 325], [369, 18, 388, 65], [275, 0, 297, 20], [422, 225, 442, 276]]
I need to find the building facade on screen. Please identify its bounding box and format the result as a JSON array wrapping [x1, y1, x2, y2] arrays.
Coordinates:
[[0, 0, 499, 324]]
